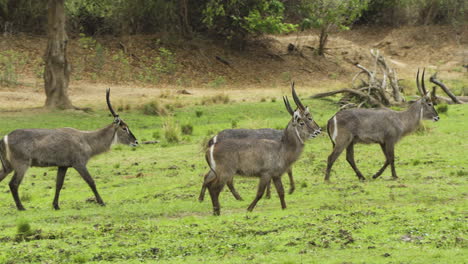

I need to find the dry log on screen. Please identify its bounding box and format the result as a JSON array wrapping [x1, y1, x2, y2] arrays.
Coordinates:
[[429, 73, 463, 104], [311, 88, 383, 107]]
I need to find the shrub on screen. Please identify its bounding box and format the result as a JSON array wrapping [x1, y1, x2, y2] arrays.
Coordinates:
[[436, 104, 448, 114], [181, 124, 194, 135], [196, 110, 203, 117], [16, 219, 32, 240], [141, 100, 167, 116], [163, 119, 181, 143]]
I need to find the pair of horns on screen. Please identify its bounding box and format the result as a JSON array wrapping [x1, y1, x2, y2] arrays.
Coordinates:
[[283, 82, 306, 116], [416, 68, 428, 96], [106, 88, 119, 118]]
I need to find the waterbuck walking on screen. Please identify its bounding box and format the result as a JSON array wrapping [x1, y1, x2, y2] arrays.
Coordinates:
[[0, 89, 138, 210], [202, 86, 321, 215], [198, 86, 320, 201], [324, 69, 439, 182]]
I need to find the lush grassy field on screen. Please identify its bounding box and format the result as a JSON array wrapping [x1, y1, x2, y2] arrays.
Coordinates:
[[0, 95, 466, 264]]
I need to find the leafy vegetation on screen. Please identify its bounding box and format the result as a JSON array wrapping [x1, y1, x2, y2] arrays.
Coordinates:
[[0, 98, 466, 263]]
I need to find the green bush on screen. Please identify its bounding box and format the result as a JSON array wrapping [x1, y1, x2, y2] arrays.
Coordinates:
[[181, 124, 194, 135]]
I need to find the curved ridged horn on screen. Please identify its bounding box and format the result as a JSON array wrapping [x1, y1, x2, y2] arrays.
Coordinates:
[[283, 96, 294, 116], [421, 68, 428, 95], [416, 68, 423, 96], [106, 88, 119, 118], [291, 82, 305, 111]]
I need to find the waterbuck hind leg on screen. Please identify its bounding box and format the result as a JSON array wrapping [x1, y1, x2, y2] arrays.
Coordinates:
[[9, 165, 28, 211], [287, 168, 295, 194], [325, 143, 347, 182], [345, 143, 365, 181], [247, 176, 270, 212], [74, 165, 105, 206], [208, 181, 224, 216], [53, 167, 68, 210], [372, 143, 390, 179], [227, 179, 243, 201], [265, 180, 271, 199], [199, 171, 216, 202], [272, 177, 286, 209], [0, 166, 12, 183]]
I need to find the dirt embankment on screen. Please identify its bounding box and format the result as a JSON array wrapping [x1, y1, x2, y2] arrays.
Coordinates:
[[0, 25, 466, 109]]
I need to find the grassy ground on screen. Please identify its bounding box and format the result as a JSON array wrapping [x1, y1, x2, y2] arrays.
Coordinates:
[[0, 96, 466, 263]]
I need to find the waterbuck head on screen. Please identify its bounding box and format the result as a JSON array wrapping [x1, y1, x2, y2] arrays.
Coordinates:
[[106, 89, 139, 146], [283, 83, 321, 143], [416, 69, 439, 122]]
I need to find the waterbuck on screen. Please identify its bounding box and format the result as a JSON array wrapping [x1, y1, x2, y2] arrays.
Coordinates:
[[0, 89, 138, 210], [324, 69, 439, 182], [198, 86, 320, 202], [202, 87, 321, 215]]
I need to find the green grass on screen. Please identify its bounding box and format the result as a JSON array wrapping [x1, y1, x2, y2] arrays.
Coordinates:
[[0, 98, 466, 263]]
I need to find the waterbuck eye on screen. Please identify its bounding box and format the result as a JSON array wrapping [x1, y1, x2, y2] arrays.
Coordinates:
[[428, 103, 433, 106], [300, 122, 305, 126]]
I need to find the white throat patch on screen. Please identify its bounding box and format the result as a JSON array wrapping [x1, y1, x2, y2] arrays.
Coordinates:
[[111, 132, 118, 145]]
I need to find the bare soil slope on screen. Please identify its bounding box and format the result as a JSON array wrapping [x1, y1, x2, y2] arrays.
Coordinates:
[[0, 25, 466, 110]]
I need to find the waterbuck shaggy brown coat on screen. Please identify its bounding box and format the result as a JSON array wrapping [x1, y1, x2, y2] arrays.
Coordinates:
[[202, 86, 321, 215], [198, 87, 321, 202], [0, 89, 138, 210], [324, 69, 439, 182]]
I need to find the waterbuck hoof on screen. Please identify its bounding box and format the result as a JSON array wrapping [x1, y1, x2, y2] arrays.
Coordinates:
[[359, 177, 366, 182], [98, 202, 106, 206], [53, 205, 60, 210], [213, 209, 220, 216], [372, 175, 379, 179], [17, 207, 26, 211], [236, 197, 244, 201], [288, 188, 295, 195]]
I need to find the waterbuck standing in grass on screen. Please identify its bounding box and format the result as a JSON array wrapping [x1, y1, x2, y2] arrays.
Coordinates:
[[198, 86, 320, 202], [202, 86, 321, 215], [324, 69, 439, 182], [0, 89, 138, 210]]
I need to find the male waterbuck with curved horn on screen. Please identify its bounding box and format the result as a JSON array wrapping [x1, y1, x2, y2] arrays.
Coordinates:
[[201, 85, 321, 215], [198, 85, 321, 202], [324, 69, 439, 182], [0, 89, 138, 210]]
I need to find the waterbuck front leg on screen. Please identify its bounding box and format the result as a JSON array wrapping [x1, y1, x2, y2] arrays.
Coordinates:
[[346, 143, 365, 181], [73, 165, 105, 206], [227, 179, 243, 201], [287, 168, 295, 194], [272, 176, 286, 210], [53, 167, 68, 210], [9, 165, 28, 211], [385, 143, 398, 179], [247, 176, 270, 212], [372, 143, 389, 179]]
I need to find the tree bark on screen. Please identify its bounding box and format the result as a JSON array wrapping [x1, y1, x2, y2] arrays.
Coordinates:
[[44, 0, 73, 109], [430, 73, 463, 104], [317, 26, 329, 56]]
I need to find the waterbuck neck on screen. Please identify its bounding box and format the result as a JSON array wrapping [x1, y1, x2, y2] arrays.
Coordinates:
[[84, 124, 118, 156], [280, 121, 305, 163], [398, 100, 423, 135]]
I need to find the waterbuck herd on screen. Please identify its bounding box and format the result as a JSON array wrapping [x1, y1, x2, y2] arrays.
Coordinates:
[[0, 70, 439, 215]]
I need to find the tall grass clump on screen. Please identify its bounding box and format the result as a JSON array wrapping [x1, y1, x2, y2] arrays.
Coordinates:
[[201, 94, 230, 105], [141, 100, 167, 116], [163, 119, 181, 143], [16, 219, 32, 241]]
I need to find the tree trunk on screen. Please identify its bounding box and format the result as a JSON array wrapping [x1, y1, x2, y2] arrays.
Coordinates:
[[44, 0, 73, 109], [317, 26, 329, 56]]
